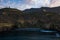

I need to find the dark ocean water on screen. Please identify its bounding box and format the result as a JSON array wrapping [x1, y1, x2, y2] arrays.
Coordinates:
[[0, 31, 60, 40], [0, 28, 60, 40]]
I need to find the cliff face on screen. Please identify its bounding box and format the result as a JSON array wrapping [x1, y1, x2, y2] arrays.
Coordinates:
[[0, 7, 60, 31]]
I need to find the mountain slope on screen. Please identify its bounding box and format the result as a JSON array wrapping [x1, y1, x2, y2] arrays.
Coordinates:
[[0, 7, 60, 31], [0, 8, 23, 31], [23, 7, 60, 31]]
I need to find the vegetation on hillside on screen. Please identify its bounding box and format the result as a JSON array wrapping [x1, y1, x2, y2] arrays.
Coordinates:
[[0, 7, 60, 31]]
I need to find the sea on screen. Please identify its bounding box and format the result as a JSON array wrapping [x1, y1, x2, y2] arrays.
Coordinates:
[[0, 28, 60, 40]]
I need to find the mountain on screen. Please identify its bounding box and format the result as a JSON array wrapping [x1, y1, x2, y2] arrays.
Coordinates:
[[0, 7, 60, 31], [41, 7, 60, 14], [23, 6, 60, 14], [23, 7, 60, 31], [0, 8, 23, 31]]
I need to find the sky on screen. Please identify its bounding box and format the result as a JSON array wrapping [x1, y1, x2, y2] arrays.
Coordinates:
[[0, 0, 60, 10]]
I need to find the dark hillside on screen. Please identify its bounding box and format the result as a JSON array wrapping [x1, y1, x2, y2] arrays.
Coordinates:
[[0, 7, 60, 31]]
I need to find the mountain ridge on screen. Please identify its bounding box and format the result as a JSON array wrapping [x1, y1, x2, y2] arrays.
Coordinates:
[[0, 7, 60, 31], [23, 6, 60, 13]]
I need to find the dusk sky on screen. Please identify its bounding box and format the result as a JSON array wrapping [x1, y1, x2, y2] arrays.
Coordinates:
[[0, 0, 60, 10]]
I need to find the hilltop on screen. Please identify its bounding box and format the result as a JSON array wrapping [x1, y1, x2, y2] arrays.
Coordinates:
[[0, 8, 23, 31]]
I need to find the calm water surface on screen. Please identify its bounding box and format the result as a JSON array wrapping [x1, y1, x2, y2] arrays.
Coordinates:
[[0, 28, 60, 40]]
